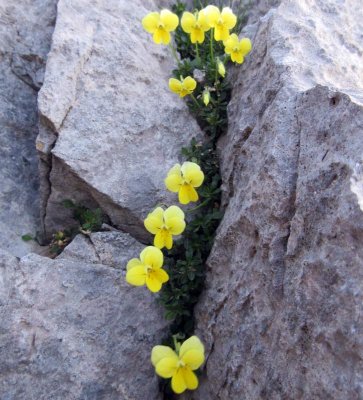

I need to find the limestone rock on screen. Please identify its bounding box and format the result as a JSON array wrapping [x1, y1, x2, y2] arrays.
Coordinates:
[[0, 236, 166, 399], [191, 1, 363, 399], [59, 231, 145, 268], [37, 0, 203, 242], [0, 0, 57, 256]]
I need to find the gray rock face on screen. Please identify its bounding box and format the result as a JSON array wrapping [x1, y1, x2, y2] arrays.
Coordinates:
[[0, 233, 166, 399], [37, 0, 203, 242], [0, 0, 57, 256], [59, 231, 145, 268], [192, 1, 363, 399]]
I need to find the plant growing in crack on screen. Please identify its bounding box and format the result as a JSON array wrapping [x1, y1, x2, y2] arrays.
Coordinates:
[[46, 200, 104, 256], [125, 1, 251, 396]]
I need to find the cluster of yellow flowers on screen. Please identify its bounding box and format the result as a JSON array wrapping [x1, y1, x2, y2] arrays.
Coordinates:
[[142, 5, 252, 63], [142, 5, 251, 105], [126, 161, 204, 291], [125, 162, 205, 393]]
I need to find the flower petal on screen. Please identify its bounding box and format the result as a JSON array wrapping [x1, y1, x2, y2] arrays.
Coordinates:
[[151, 345, 178, 367], [164, 231, 173, 249], [181, 349, 205, 370], [169, 78, 182, 95], [165, 217, 186, 236], [214, 25, 229, 41], [191, 29, 205, 44], [179, 336, 205, 362], [197, 11, 210, 31], [146, 272, 163, 292], [224, 33, 238, 52], [181, 162, 204, 187], [164, 205, 185, 221], [142, 12, 159, 33], [153, 29, 170, 45], [126, 258, 142, 271], [221, 7, 237, 29], [240, 38, 252, 56], [232, 52, 244, 64], [165, 174, 183, 192], [144, 207, 164, 234], [168, 163, 182, 176], [179, 184, 198, 204], [155, 357, 179, 378], [154, 230, 166, 249], [153, 268, 169, 284], [182, 367, 199, 390], [126, 265, 146, 286], [171, 368, 187, 394], [160, 9, 179, 31], [204, 5, 220, 27], [183, 76, 197, 91], [140, 246, 163, 269], [181, 12, 196, 33]]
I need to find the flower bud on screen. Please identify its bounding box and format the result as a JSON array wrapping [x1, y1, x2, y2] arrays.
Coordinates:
[[217, 59, 225, 78], [202, 90, 210, 106]]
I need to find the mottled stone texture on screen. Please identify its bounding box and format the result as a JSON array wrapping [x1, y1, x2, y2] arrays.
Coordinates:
[[37, 0, 203, 242], [0, 233, 166, 399], [191, 1, 363, 399], [0, 0, 57, 256]]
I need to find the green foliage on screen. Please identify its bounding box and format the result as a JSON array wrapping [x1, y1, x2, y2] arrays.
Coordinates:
[[49, 230, 72, 256], [62, 199, 103, 233], [48, 201, 104, 256], [157, 1, 249, 348], [21, 234, 34, 242], [159, 139, 223, 338], [172, 2, 232, 141]]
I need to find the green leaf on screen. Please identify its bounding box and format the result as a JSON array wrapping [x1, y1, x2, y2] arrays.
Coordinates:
[[21, 234, 33, 242]]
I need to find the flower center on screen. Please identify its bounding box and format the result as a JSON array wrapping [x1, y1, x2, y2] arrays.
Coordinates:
[[177, 360, 185, 368], [233, 47, 239, 53], [145, 264, 153, 275]]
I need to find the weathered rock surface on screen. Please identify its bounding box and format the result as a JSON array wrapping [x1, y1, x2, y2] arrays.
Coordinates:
[[0, 0, 57, 256], [59, 230, 144, 268], [37, 0, 203, 242], [0, 232, 166, 399], [191, 1, 363, 399]]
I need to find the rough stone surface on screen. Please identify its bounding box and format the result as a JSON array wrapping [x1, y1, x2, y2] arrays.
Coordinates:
[[37, 0, 203, 242], [191, 1, 363, 399], [0, 0, 57, 256], [59, 231, 145, 268], [0, 233, 166, 399]]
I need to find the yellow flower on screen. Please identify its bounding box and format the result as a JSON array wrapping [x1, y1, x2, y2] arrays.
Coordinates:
[[202, 89, 210, 106], [169, 76, 197, 97], [126, 246, 169, 293], [224, 34, 252, 64], [151, 336, 205, 394], [144, 206, 186, 250], [204, 6, 236, 41], [217, 58, 225, 77], [142, 10, 179, 45], [165, 162, 204, 205], [181, 11, 210, 43]]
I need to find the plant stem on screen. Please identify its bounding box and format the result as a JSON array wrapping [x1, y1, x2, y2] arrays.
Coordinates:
[[186, 198, 211, 213], [173, 335, 181, 354], [210, 29, 214, 61], [169, 43, 180, 66], [195, 43, 200, 60], [190, 94, 200, 108]]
